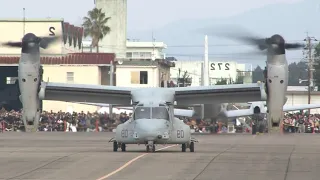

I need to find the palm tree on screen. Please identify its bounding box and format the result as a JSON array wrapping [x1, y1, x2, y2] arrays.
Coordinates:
[[82, 8, 111, 53]]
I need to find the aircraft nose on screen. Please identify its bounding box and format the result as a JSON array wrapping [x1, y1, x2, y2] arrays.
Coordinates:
[[135, 119, 168, 140]]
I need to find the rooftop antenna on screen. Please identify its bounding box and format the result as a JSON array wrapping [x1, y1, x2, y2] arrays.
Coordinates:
[[151, 30, 156, 61], [23, 8, 25, 36]]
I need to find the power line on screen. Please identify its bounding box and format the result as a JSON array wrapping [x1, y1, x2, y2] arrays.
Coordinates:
[[166, 41, 305, 48], [303, 32, 317, 114], [98, 40, 305, 48]]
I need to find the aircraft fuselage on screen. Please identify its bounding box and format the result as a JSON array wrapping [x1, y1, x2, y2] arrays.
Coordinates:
[[115, 117, 191, 144]]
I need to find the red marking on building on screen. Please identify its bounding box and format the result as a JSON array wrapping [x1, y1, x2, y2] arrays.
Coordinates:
[[63, 22, 84, 49], [0, 53, 115, 65]]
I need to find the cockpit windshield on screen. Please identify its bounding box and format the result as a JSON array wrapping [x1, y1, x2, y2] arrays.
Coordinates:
[[134, 107, 151, 119], [133, 106, 169, 120], [151, 107, 169, 120]]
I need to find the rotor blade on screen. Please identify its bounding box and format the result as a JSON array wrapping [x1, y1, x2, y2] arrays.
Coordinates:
[[39, 36, 61, 49], [199, 25, 268, 50], [285, 43, 305, 50], [2, 42, 22, 48]]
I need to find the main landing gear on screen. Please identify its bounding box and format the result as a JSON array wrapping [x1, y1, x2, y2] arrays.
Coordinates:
[[181, 142, 195, 152], [112, 140, 126, 152], [110, 138, 126, 152], [182, 138, 198, 152]]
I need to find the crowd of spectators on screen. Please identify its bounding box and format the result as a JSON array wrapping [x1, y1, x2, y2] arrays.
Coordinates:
[[0, 108, 131, 132], [0, 108, 319, 134], [282, 112, 320, 133]]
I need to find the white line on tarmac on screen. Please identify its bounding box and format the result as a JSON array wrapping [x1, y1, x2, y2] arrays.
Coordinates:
[[96, 144, 177, 180]]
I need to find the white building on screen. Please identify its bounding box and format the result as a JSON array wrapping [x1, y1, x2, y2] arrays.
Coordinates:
[[125, 41, 166, 60], [82, 39, 167, 60], [170, 60, 250, 86], [115, 59, 174, 88]]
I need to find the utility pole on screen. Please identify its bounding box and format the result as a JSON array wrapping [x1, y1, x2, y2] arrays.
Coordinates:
[[23, 8, 25, 36], [203, 35, 209, 86], [303, 32, 317, 115], [109, 61, 114, 118]]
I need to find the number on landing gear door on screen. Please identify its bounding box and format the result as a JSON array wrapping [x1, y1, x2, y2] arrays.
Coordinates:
[[177, 130, 184, 138], [121, 129, 128, 138]]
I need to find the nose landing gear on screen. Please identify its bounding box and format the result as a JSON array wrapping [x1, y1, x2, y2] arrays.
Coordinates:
[[146, 141, 155, 152]]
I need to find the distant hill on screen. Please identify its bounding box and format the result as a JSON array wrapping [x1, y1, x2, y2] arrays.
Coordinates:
[[128, 0, 320, 69]]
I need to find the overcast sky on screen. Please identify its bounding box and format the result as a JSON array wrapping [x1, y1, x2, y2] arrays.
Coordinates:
[[0, 0, 305, 31]]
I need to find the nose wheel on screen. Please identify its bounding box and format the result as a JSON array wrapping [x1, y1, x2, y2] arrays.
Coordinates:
[[146, 141, 155, 152]]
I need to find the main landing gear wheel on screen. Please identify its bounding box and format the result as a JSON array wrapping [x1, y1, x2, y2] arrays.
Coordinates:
[[146, 145, 155, 152], [113, 141, 118, 152], [121, 143, 126, 152], [182, 144, 186, 152], [190, 142, 195, 152]]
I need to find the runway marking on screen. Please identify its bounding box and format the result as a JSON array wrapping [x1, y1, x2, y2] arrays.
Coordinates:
[[96, 144, 177, 180]]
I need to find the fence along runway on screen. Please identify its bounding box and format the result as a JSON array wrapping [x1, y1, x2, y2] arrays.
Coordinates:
[[0, 132, 319, 180]]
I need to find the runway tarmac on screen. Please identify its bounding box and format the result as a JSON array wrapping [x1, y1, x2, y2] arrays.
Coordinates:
[[0, 132, 319, 180]]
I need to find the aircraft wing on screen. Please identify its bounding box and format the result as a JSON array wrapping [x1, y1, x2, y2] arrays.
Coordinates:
[[224, 104, 320, 118], [39, 82, 133, 105], [73, 102, 195, 117], [174, 83, 266, 105], [283, 104, 320, 112]]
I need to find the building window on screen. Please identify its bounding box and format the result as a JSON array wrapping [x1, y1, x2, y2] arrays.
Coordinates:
[[126, 52, 132, 58], [66, 72, 74, 83], [132, 52, 140, 58], [131, 71, 148, 84], [6, 77, 18, 84], [140, 52, 152, 58], [140, 71, 148, 84]]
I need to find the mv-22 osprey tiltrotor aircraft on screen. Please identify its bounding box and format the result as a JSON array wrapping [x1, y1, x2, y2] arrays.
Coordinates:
[[3, 32, 270, 152]]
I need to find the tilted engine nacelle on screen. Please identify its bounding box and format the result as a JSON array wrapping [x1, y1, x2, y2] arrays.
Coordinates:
[[248, 101, 267, 114]]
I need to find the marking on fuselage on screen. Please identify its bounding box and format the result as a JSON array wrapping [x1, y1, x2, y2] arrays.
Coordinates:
[[96, 144, 177, 180]]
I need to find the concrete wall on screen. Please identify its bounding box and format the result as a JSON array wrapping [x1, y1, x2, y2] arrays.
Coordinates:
[[42, 65, 101, 113], [95, 0, 127, 58]]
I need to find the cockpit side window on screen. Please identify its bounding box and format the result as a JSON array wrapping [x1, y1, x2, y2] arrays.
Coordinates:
[[133, 107, 151, 120], [151, 107, 169, 120]]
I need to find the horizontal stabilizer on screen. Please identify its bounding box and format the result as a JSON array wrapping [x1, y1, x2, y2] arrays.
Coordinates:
[[223, 109, 252, 118]]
